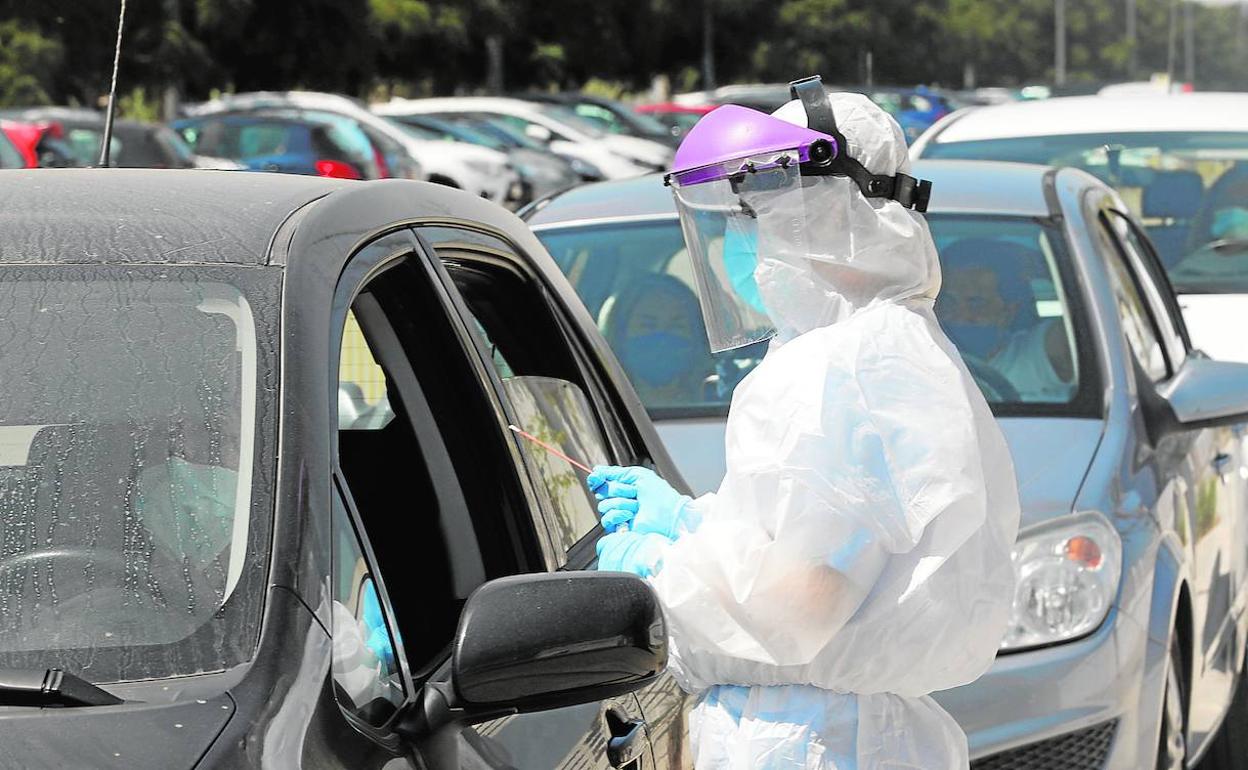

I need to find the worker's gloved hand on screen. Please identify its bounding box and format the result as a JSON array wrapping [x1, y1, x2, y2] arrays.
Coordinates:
[[587, 465, 696, 538], [595, 531, 671, 578]]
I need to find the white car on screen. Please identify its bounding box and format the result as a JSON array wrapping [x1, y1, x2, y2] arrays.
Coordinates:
[[185, 92, 522, 206], [373, 96, 670, 180], [911, 93, 1248, 362]]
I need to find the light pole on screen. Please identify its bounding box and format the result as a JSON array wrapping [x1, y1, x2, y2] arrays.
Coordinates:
[[702, 0, 717, 91], [1126, 0, 1138, 79], [1167, 0, 1178, 84], [1184, 0, 1196, 86], [1055, 0, 1067, 87]]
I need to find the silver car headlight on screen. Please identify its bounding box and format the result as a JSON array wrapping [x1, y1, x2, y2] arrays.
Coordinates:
[[1000, 511, 1122, 652]]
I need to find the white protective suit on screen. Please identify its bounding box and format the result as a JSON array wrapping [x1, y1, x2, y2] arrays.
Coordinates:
[[650, 93, 1022, 769]]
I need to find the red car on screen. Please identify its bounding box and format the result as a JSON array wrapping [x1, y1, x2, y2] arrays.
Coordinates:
[[634, 102, 714, 137]]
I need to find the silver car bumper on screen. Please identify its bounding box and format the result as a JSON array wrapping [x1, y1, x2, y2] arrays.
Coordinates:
[[936, 601, 1165, 769]]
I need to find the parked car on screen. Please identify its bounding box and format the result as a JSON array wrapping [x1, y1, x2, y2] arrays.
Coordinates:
[[173, 112, 385, 179], [0, 108, 201, 169], [186, 92, 523, 205], [385, 112, 580, 204], [432, 112, 608, 182], [523, 160, 1248, 769], [516, 92, 680, 147], [911, 92, 1248, 363], [374, 96, 671, 179], [634, 102, 714, 138], [0, 168, 698, 768]]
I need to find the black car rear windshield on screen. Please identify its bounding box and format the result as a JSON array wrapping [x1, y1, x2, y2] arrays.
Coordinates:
[[925, 131, 1248, 293], [0, 265, 279, 683], [536, 213, 1098, 419]]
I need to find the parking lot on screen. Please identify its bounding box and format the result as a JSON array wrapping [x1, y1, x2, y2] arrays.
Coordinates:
[[5, 1, 1248, 769]]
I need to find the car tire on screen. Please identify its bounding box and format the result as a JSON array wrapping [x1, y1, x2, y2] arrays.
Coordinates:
[[1199, 648, 1248, 770], [1158, 634, 1188, 770]]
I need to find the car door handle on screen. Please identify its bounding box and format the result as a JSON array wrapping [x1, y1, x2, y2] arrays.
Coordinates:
[[606, 706, 647, 769]]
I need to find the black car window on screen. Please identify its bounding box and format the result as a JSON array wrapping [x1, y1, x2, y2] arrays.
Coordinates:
[[1096, 211, 1171, 381], [333, 253, 536, 678], [420, 226, 631, 567], [330, 491, 405, 727]]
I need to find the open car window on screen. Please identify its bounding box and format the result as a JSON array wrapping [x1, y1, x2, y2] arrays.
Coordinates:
[[420, 226, 628, 566]]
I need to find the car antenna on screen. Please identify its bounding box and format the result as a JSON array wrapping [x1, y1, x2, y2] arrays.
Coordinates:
[[97, 0, 128, 168]]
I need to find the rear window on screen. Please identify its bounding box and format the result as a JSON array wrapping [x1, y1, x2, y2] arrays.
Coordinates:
[[0, 266, 279, 683], [924, 131, 1248, 293], [536, 213, 1096, 419]]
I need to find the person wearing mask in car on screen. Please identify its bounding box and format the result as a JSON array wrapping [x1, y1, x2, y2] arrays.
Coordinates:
[[587, 78, 1021, 769], [938, 238, 1075, 402], [603, 274, 714, 407]]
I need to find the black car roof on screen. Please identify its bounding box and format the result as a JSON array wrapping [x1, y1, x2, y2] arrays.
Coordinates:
[[0, 168, 345, 265]]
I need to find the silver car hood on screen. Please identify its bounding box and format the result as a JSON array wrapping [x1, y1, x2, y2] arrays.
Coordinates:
[[657, 415, 1104, 530], [995, 417, 1104, 529]]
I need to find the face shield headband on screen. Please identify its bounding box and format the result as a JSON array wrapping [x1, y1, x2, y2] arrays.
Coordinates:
[[665, 76, 932, 214]]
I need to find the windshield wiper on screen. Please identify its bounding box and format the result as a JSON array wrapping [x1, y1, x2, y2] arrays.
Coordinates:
[[0, 668, 123, 707]]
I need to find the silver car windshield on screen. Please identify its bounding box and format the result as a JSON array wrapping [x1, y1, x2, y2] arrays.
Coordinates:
[[924, 131, 1248, 294], [537, 214, 1098, 418], [0, 266, 278, 683]]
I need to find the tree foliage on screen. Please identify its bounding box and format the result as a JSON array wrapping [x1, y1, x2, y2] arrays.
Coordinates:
[[1, 0, 1246, 111]]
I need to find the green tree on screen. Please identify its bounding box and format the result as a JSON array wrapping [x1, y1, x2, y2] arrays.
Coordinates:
[[0, 20, 64, 107]]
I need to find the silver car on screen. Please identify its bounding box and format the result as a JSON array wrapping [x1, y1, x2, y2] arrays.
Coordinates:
[[523, 160, 1248, 769]]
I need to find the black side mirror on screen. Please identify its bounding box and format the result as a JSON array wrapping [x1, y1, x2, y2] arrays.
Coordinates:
[[401, 571, 665, 745]]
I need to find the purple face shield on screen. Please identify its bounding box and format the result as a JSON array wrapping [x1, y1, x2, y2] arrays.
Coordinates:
[[665, 75, 931, 211], [665, 104, 840, 188]]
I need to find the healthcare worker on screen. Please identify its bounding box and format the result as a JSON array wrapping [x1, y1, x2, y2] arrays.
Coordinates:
[[589, 76, 1021, 769]]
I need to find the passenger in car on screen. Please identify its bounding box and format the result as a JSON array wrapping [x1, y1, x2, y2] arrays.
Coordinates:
[[938, 238, 1075, 402], [601, 274, 714, 407]]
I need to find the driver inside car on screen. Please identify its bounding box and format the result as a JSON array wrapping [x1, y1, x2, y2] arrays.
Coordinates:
[[938, 238, 1074, 402]]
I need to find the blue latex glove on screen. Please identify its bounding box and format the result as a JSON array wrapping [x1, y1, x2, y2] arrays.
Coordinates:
[[586, 465, 695, 538], [595, 531, 671, 578]]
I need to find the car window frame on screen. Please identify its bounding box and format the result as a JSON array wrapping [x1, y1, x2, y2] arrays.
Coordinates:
[[326, 230, 424, 740], [1094, 205, 1175, 382], [1106, 208, 1192, 365], [415, 224, 644, 569]]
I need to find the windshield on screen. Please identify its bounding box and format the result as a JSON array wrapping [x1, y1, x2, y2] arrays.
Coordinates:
[[0, 266, 277, 683], [924, 131, 1248, 293], [536, 213, 1094, 418]]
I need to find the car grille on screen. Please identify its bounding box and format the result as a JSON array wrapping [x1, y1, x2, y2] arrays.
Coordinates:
[[970, 720, 1117, 770]]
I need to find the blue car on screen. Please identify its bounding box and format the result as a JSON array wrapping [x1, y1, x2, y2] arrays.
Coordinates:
[[173, 112, 381, 179], [523, 160, 1248, 769]]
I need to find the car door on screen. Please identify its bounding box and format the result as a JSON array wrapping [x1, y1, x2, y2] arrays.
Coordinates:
[[327, 223, 670, 769], [418, 223, 694, 769], [1098, 204, 1246, 745]]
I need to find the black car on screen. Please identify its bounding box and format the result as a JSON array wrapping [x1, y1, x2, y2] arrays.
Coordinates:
[[0, 169, 691, 768]]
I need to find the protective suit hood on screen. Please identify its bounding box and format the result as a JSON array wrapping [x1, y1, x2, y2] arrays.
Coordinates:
[[668, 81, 940, 350]]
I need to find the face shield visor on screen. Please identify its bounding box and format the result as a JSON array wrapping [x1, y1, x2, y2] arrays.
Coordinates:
[[669, 152, 804, 352], [667, 76, 933, 353]]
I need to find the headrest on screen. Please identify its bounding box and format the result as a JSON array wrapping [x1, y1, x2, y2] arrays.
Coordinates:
[[1143, 170, 1204, 219]]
